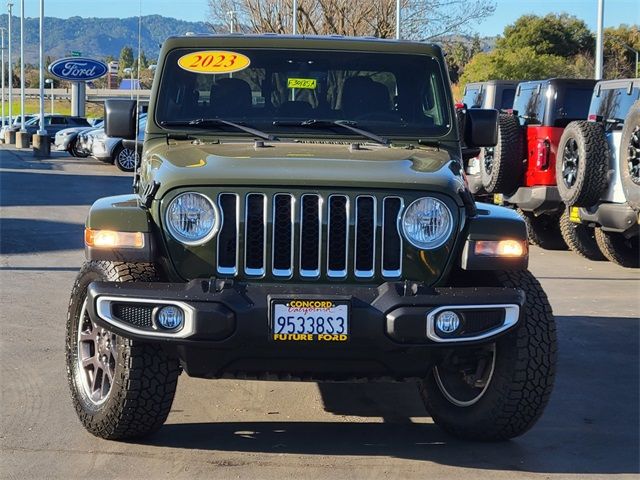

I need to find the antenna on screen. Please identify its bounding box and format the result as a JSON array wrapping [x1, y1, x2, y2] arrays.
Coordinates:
[[134, 0, 142, 186]]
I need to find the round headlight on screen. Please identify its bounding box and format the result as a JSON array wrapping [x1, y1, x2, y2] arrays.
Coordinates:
[[166, 192, 219, 245], [401, 197, 453, 250]]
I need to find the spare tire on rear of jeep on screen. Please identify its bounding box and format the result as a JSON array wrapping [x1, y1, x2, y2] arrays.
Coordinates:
[[620, 100, 640, 211], [480, 114, 524, 195], [555, 121, 609, 207]]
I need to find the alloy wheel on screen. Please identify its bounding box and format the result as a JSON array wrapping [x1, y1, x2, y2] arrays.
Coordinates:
[[77, 300, 117, 405], [628, 126, 640, 186], [483, 147, 495, 174], [117, 148, 138, 171], [562, 138, 579, 188]]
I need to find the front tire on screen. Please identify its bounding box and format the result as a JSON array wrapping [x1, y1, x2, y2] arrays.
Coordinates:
[[66, 261, 180, 440], [419, 270, 557, 441]]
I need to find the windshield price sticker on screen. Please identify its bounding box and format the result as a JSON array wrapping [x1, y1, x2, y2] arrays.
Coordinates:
[[287, 78, 317, 89], [178, 50, 250, 74], [272, 300, 349, 342]]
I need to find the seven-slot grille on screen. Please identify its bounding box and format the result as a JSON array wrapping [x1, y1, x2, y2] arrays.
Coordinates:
[[216, 192, 404, 281]]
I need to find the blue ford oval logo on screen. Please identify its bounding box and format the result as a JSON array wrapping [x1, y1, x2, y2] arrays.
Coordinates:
[[48, 57, 108, 81]]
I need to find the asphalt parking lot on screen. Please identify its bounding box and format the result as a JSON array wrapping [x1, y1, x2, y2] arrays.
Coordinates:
[[0, 145, 638, 480]]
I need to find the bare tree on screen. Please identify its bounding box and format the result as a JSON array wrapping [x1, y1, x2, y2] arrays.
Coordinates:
[[208, 0, 495, 39]]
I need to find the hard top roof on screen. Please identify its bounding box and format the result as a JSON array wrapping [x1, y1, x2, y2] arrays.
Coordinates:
[[160, 34, 443, 56]]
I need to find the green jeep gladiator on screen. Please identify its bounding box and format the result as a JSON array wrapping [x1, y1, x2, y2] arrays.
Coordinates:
[[65, 35, 556, 442]]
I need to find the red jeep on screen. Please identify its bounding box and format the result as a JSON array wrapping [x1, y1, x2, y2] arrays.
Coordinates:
[[474, 78, 597, 248]]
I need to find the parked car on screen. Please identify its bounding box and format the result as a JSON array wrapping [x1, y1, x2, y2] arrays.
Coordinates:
[[91, 114, 146, 171], [555, 78, 639, 267], [460, 80, 520, 195], [0, 114, 37, 138], [65, 34, 556, 443], [476, 78, 596, 249], [23, 115, 90, 141], [54, 121, 104, 157]]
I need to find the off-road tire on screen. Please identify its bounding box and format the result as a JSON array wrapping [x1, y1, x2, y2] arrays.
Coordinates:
[[556, 121, 609, 207], [480, 114, 524, 195], [517, 209, 567, 250], [559, 208, 606, 261], [594, 228, 640, 268], [419, 270, 557, 441], [66, 261, 179, 440], [619, 101, 640, 211]]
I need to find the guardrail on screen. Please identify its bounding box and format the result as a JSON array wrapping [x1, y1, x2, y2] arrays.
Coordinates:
[[4, 87, 152, 102]]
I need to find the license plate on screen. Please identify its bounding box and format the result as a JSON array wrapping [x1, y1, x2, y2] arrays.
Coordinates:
[[271, 299, 349, 342], [569, 207, 581, 223]]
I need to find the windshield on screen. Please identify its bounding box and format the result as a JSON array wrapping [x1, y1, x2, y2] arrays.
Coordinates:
[[155, 48, 451, 139]]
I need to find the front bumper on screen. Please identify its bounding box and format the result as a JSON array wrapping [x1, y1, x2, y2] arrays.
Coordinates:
[[86, 280, 524, 380]]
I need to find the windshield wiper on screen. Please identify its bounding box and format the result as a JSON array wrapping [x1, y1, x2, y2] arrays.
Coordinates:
[[273, 119, 390, 146], [161, 118, 277, 141]]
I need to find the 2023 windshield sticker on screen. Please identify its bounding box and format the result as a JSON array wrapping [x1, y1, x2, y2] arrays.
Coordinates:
[[177, 50, 251, 74]]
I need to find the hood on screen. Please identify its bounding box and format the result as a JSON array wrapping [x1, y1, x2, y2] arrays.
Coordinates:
[[143, 138, 464, 200]]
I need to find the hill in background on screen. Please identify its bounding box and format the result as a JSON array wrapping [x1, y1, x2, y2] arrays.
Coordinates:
[[0, 14, 212, 63]]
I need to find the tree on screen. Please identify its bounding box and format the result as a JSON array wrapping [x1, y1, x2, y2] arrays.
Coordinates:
[[496, 13, 594, 58], [459, 47, 571, 87], [444, 35, 483, 83], [118, 46, 134, 76], [603, 24, 640, 79], [208, 0, 496, 39]]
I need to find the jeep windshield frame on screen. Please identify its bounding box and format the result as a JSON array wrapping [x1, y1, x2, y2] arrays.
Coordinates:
[[153, 46, 452, 142]]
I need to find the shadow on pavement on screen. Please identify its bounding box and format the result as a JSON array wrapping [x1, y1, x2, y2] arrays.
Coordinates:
[[139, 315, 638, 474], [0, 218, 84, 254], [0, 170, 131, 207]]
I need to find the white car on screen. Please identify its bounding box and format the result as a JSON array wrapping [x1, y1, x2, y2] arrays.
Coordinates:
[[91, 115, 146, 171]]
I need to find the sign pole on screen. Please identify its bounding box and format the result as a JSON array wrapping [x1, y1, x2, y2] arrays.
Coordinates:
[[33, 0, 48, 156], [16, 0, 28, 148]]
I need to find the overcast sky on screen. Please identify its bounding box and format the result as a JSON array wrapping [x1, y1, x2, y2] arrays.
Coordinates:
[[14, 0, 640, 37]]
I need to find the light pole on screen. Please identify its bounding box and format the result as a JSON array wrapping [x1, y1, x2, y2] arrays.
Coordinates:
[[292, 0, 297, 35], [37, 0, 45, 136], [33, 0, 48, 154], [124, 67, 134, 99], [621, 43, 639, 78], [227, 9, 236, 33], [1, 27, 5, 129], [7, 2, 12, 132], [396, 0, 401, 39], [45, 78, 53, 114], [595, 0, 604, 79], [18, 0, 24, 135]]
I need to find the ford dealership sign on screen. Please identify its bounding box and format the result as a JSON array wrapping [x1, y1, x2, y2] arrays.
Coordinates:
[[48, 57, 108, 82]]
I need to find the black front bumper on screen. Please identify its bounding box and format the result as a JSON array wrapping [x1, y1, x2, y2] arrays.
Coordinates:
[[87, 280, 524, 380]]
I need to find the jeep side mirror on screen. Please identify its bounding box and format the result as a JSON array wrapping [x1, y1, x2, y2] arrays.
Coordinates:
[[105, 99, 136, 139], [464, 108, 498, 147]]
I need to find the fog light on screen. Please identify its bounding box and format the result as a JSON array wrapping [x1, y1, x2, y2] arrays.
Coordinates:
[[435, 311, 460, 335], [156, 306, 184, 330]]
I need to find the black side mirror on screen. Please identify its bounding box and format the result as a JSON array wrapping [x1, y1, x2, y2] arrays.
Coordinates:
[[105, 99, 136, 139], [464, 108, 498, 147]]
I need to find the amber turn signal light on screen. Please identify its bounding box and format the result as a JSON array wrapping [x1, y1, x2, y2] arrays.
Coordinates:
[[85, 228, 144, 249]]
